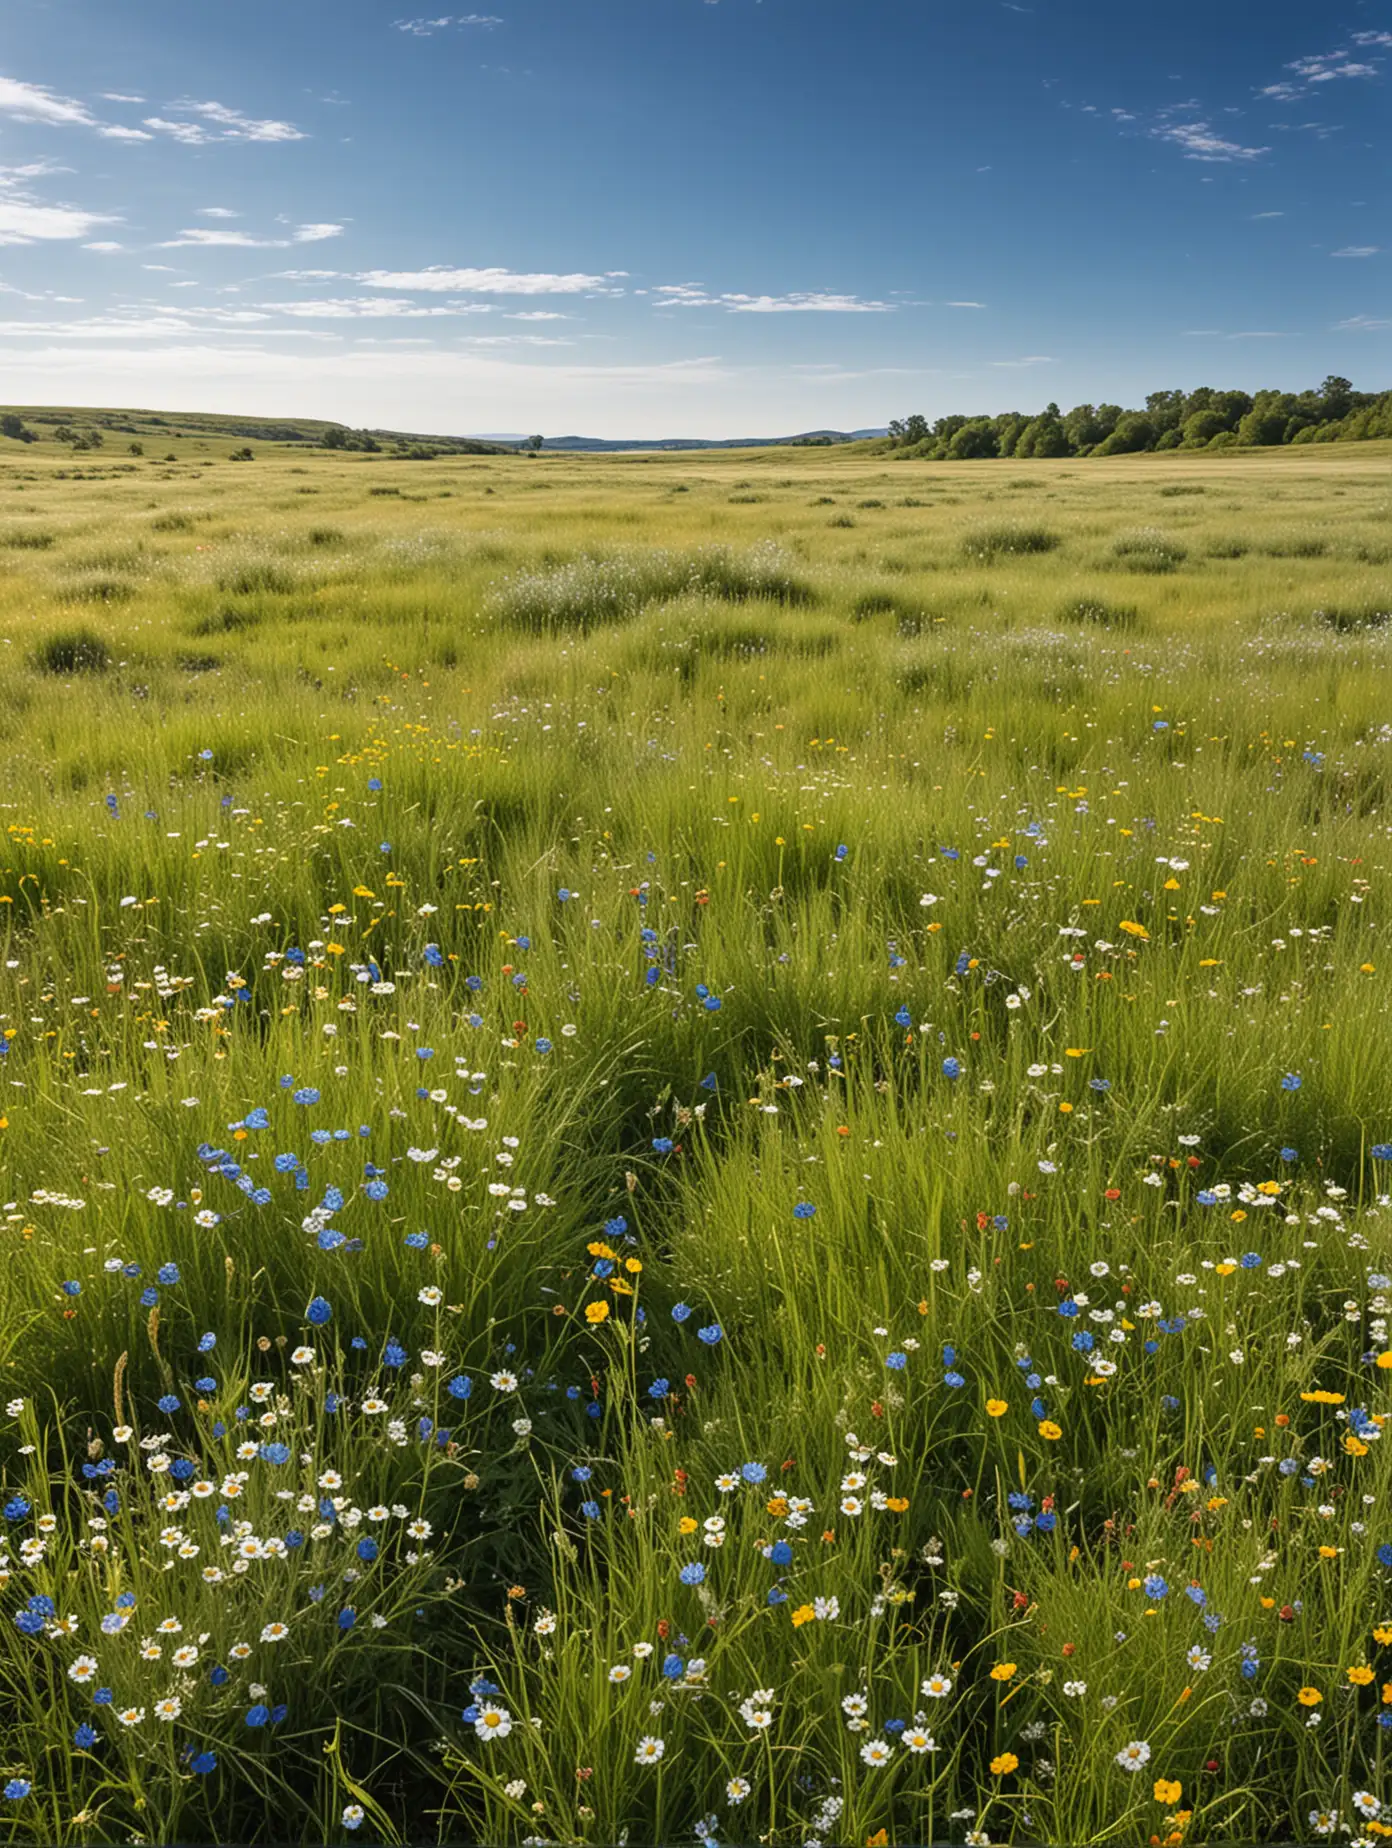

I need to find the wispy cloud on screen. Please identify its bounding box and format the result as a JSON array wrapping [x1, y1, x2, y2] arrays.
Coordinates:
[[1331, 245, 1380, 258], [393, 14, 502, 32], [1184, 328, 1285, 338], [249, 296, 490, 318], [1334, 313, 1390, 330], [159, 223, 343, 249], [197, 207, 241, 220], [653, 284, 893, 312], [99, 91, 145, 104], [355, 265, 625, 294], [144, 100, 306, 144], [1153, 116, 1269, 162], [0, 164, 117, 245], [0, 74, 153, 139], [1250, 210, 1284, 219], [1260, 39, 1388, 100], [991, 354, 1055, 367]]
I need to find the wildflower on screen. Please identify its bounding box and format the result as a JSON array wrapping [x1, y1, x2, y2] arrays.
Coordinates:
[[1154, 1780, 1182, 1805], [860, 1738, 893, 1768], [990, 1752, 1018, 1776], [634, 1735, 665, 1765], [474, 1703, 512, 1741], [986, 1399, 1008, 1417], [1116, 1740, 1151, 1771]]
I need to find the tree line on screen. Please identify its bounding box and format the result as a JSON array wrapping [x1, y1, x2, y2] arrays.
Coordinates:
[[886, 377, 1392, 459]]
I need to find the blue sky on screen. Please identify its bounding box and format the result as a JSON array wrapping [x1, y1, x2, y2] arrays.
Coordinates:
[[0, 0, 1387, 436]]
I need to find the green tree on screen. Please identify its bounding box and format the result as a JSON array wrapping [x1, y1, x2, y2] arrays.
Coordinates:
[[947, 419, 998, 460], [1093, 413, 1156, 456], [1182, 409, 1227, 447]]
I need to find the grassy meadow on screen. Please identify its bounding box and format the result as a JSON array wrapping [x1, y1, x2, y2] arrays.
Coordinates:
[[1, 432, 1392, 1845]]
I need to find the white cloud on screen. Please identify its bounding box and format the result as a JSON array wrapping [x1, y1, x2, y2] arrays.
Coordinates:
[[252, 296, 478, 318], [197, 207, 241, 219], [944, 300, 985, 308], [991, 355, 1056, 367], [0, 75, 151, 138], [160, 223, 344, 249], [1334, 314, 1390, 330], [506, 309, 570, 320], [0, 75, 98, 127], [84, 240, 125, 252], [1153, 118, 1268, 161], [100, 92, 146, 103], [1332, 245, 1380, 258], [355, 265, 623, 294], [393, 14, 502, 32], [653, 284, 893, 312], [1250, 210, 1284, 218], [0, 166, 117, 245], [145, 100, 306, 143]]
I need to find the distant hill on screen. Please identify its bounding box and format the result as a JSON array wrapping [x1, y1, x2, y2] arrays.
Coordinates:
[[474, 430, 888, 451], [0, 405, 888, 457]]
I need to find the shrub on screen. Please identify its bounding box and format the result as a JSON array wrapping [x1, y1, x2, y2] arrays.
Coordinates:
[[30, 627, 111, 674], [961, 523, 1060, 561]]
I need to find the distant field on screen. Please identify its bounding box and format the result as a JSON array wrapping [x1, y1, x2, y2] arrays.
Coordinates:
[[1, 437, 1392, 1846]]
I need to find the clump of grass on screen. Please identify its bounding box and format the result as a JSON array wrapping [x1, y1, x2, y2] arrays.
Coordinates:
[[1206, 535, 1250, 558], [727, 493, 766, 504], [828, 514, 856, 528], [1110, 526, 1188, 572], [216, 558, 297, 595], [1260, 531, 1328, 558], [960, 522, 1061, 560], [1, 528, 56, 549], [29, 626, 111, 673], [1058, 595, 1138, 628], [307, 526, 346, 547], [486, 543, 814, 633], [190, 604, 262, 635], [150, 510, 200, 532], [1158, 483, 1206, 497], [55, 573, 136, 603], [1313, 601, 1392, 631]]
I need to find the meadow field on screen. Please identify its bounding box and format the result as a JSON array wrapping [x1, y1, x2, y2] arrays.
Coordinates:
[[2, 431, 1392, 1846]]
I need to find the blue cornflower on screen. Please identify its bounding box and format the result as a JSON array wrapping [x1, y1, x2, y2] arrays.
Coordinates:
[[156, 1393, 180, 1414], [943, 1370, 965, 1388], [1143, 1574, 1169, 1600], [768, 1540, 793, 1566], [652, 1137, 674, 1155], [245, 1704, 270, 1728], [293, 1087, 320, 1106], [648, 1379, 669, 1400], [189, 1751, 217, 1775], [74, 1723, 98, 1749], [792, 1202, 816, 1219], [942, 1057, 961, 1080], [1373, 1144, 1392, 1162], [671, 1302, 692, 1323], [885, 1351, 907, 1370], [3, 1780, 31, 1800], [894, 1006, 912, 1028], [446, 1375, 473, 1400], [157, 1263, 180, 1285], [661, 1654, 685, 1679], [740, 1462, 766, 1483], [679, 1562, 706, 1586], [1280, 1073, 1301, 1092], [696, 1324, 723, 1345], [307, 1296, 332, 1325]]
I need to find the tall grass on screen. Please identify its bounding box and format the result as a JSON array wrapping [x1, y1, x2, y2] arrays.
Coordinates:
[[0, 439, 1390, 1844]]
